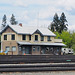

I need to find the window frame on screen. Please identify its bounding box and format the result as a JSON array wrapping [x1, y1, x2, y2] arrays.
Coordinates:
[[33, 47, 35, 51], [11, 34, 15, 40], [22, 35, 26, 40], [12, 46, 16, 51], [5, 46, 10, 51], [41, 36, 44, 41], [4, 35, 7, 40], [37, 46, 40, 51], [35, 35, 38, 41], [47, 36, 51, 41], [29, 35, 31, 40]]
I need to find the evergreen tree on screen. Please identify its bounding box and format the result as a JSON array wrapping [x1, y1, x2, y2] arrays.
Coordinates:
[[53, 13, 60, 31], [10, 14, 18, 25], [71, 32, 75, 51], [49, 13, 60, 32], [50, 22, 55, 32], [2, 14, 7, 27], [49, 12, 68, 33], [59, 12, 68, 33]]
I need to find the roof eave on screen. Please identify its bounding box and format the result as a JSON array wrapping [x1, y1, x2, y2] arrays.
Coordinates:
[[32, 29, 43, 35], [43, 35, 56, 37], [0, 25, 18, 34], [17, 41, 66, 47]]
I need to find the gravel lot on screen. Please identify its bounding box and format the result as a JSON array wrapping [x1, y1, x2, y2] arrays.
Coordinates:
[[0, 71, 75, 75]]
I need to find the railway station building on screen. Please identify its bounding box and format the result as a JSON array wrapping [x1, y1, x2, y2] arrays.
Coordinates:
[[0, 24, 65, 55]]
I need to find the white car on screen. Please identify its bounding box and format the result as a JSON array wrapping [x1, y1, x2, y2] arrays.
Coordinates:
[[62, 48, 73, 55]]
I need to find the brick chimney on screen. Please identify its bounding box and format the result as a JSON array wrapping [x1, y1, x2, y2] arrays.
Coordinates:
[[19, 23, 22, 27]]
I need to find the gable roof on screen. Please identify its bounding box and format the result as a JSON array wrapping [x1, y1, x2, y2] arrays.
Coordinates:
[[17, 41, 66, 46], [0, 26, 5, 32], [32, 29, 43, 35], [0, 25, 56, 36]]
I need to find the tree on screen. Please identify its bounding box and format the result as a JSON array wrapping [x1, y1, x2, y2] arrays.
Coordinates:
[[10, 14, 18, 25], [53, 13, 60, 32], [2, 14, 7, 27], [59, 12, 68, 33], [49, 12, 68, 33], [71, 32, 75, 52], [60, 31, 72, 48], [48, 22, 55, 32], [49, 13, 60, 32], [54, 31, 60, 39], [54, 31, 72, 48]]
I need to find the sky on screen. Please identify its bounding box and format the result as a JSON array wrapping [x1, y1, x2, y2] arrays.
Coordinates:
[[0, 0, 75, 31]]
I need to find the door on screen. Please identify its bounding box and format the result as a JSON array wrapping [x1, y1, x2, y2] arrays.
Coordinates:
[[32, 46, 40, 55], [22, 46, 25, 55]]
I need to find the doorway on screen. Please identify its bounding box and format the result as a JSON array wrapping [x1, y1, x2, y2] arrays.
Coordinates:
[[32, 46, 40, 55]]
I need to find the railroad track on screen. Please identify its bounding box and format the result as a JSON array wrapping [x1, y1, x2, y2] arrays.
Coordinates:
[[0, 55, 75, 72], [0, 63, 75, 72], [0, 55, 75, 64]]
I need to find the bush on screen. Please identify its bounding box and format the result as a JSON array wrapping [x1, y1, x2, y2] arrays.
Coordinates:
[[0, 52, 6, 55]]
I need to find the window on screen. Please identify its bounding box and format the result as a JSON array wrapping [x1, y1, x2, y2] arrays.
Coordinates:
[[11, 34, 15, 40], [5, 46, 10, 51], [4, 35, 7, 40], [35, 35, 38, 41], [41, 36, 44, 41], [69, 50, 71, 52], [19, 47, 21, 51], [33, 47, 35, 51], [22, 35, 26, 40], [12, 46, 16, 51], [29, 35, 31, 40], [47, 36, 51, 41], [22, 47, 25, 50], [37, 46, 40, 51], [64, 49, 66, 50]]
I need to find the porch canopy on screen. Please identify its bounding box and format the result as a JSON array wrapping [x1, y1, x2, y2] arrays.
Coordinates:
[[17, 41, 66, 46]]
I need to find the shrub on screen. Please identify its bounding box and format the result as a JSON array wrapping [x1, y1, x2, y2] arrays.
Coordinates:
[[0, 52, 6, 55]]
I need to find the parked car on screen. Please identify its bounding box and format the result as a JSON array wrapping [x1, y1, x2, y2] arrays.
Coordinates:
[[62, 48, 73, 55]]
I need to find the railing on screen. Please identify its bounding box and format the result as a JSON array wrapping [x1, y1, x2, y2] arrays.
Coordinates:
[[54, 39, 62, 43]]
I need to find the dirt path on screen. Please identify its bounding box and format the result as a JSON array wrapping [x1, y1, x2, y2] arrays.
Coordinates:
[[0, 71, 75, 75]]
